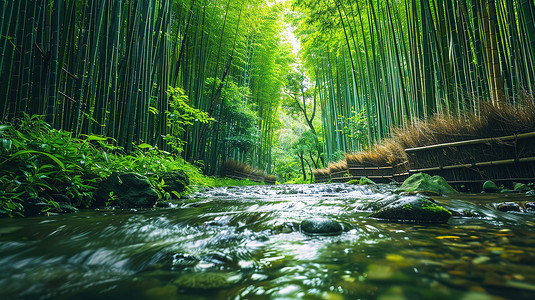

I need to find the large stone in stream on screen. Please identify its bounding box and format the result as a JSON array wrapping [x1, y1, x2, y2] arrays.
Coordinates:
[[301, 218, 343, 236], [96, 172, 159, 208], [369, 195, 451, 224], [400, 173, 457, 195], [161, 170, 190, 198]]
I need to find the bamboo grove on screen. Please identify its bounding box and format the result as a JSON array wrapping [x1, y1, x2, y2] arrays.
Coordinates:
[[0, 0, 290, 175], [291, 0, 535, 163]]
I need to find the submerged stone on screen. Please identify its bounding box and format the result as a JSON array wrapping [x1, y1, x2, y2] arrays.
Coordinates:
[[369, 195, 451, 224], [483, 180, 499, 193], [173, 271, 238, 289], [400, 173, 457, 195], [301, 218, 343, 236]]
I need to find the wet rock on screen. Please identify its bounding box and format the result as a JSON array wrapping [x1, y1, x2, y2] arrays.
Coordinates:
[[96, 172, 159, 208], [172, 253, 200, 267], [496, 202, 521, 212], [301, 218, 343, 236], [161, 171, 189, 198], [21, 197, 77, 216], [369, 195, 451, 224], [514, 182, 532, 193], [400, 173, 457, 195], [525, 202, 535, 212], [358, 194, 401, 211], [483, 180, 499, 193], [527, 190, 535, 196]]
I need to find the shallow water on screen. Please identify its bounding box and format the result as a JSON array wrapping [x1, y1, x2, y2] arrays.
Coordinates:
[[1, 183, 535, 299]]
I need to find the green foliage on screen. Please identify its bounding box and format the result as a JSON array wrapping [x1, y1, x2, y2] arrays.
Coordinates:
[[166, 86, 214, 152], [0, 115, 99, 216], [337, 109, 369, 150], [286, 175, 312, 184], [272, 158, 300, 183], [0, 115, 212, 217]]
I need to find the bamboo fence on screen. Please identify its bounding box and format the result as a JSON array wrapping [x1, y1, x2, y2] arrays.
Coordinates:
[[314, 132, 535, 190], [405, 132, 535, 190]]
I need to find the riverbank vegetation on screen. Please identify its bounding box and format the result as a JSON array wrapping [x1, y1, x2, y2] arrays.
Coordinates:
[[0, 115, 258, 217]]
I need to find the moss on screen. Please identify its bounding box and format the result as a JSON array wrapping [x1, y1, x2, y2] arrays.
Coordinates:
[[370, 196, 451, 224], [483, 180, 499, 193], [403, 203, 412, 210], [359, 177, 376, 185], [173, 272, 233, 289], [400, 173, 457, 195], [346, 179, 360, 185], [421, 204, 451, 214]]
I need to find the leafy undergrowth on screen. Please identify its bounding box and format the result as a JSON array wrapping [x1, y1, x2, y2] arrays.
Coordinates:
[[0, 115, 248, 217], [285, 176, 312, 184]]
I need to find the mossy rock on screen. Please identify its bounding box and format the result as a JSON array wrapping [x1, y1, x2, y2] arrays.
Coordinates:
[[483, 180, 499, 193], [346, 179, 360, 185], [514, 182, 532, 193], [496, 202, 521, 212], [96, 172, 159, 208], [400, 173, 457, 195], [161, 170, 190, 198], [359, 177, 376, 185], [369, 195, 451, 224]]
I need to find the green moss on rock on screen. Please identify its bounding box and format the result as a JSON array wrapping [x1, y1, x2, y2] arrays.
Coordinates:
[[370, 195, 451, 224], [400, 173, 457, 195], [359, 177, 376, 185], [173, 272, 234, 289], [514, 182, 532, 193], [483, 180, 499, 193]]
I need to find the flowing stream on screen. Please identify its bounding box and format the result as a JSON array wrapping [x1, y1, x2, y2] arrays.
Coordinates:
[[2, 183, 535, 299]]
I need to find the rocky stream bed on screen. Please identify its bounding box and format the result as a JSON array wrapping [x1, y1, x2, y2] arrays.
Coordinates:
[[1, 183, 535, 299]]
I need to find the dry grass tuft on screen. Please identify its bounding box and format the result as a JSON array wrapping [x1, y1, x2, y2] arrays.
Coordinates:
[[312, 168, 331, 182], [345, 139, 407, 167], [328, 161, 348, 174], [221, 160, 276, 183], [394, 99, 535, 149]]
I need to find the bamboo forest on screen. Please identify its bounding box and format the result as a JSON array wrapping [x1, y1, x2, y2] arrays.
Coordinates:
[[3, 0, 535, 299]]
